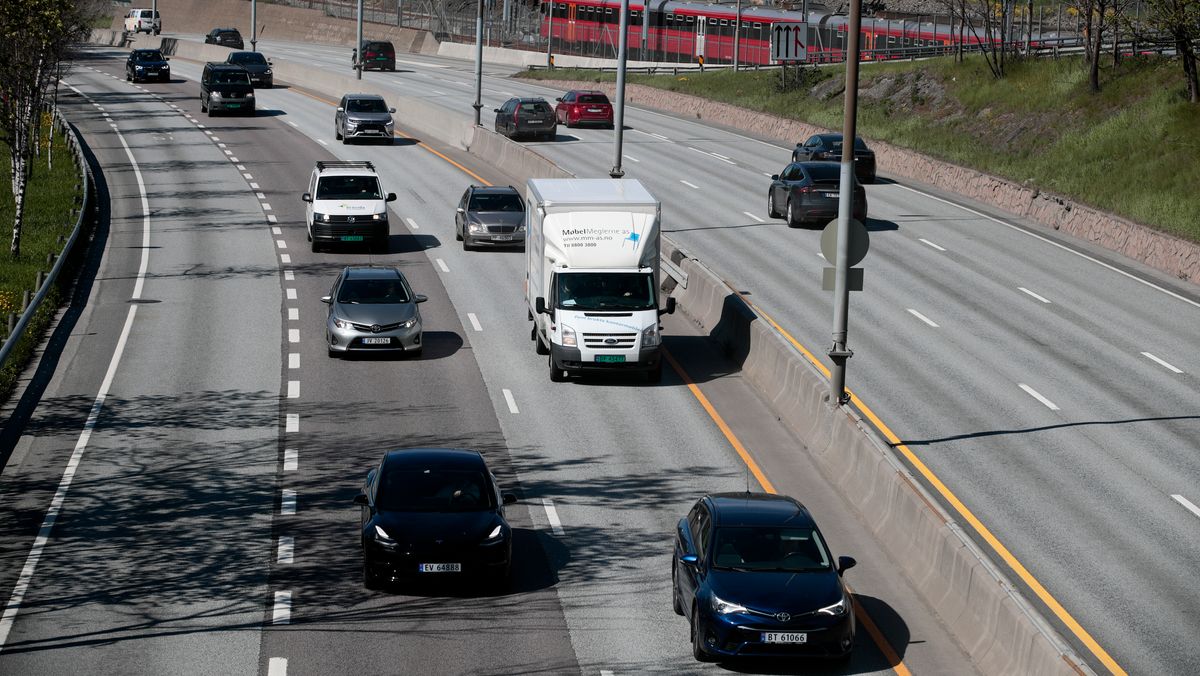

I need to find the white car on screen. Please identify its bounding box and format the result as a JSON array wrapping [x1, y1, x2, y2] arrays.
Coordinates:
[[301, 161, 396, 253], [124, 9, 161, 35]]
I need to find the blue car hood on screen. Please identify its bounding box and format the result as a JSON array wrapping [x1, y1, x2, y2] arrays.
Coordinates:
[[708, 568, 843, 614]]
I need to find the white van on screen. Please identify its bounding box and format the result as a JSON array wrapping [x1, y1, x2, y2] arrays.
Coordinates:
[[301, 161, 396, 253], [124, 9, 161, 35]]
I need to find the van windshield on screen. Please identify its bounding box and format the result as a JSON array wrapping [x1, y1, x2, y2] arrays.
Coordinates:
[[316, 175, 383, 200], [214, 71, 250, 85], [556, 272, 655, 311]]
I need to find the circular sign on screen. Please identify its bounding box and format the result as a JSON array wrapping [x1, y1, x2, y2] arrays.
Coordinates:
[[820, 218, 869, 268]]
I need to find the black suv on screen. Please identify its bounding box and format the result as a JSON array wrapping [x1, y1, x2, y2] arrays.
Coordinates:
[[126, 49, 170, 83], [225, 51, 273, 88], [355, 40, 396, 72], [200, 62, 255, 116], [205, 28, 245, 50]]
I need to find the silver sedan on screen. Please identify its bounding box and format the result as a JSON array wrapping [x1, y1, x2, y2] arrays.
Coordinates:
[[323, 266, 427, 357]]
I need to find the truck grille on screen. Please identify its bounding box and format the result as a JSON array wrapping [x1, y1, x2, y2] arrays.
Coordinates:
[[583, 332, 636, 349]]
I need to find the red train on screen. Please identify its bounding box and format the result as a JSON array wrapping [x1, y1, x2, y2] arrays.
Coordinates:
[[542, 0, 989, 65]]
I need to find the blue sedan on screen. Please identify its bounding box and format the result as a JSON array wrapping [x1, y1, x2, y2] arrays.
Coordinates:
[[672, 493, 858, 662]]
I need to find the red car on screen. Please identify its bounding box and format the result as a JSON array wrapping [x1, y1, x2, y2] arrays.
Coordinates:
[[554, 90, 614, 129]]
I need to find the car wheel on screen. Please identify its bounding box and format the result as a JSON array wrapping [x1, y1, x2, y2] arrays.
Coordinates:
[[672, 579, 684, 616], [363, 561, 383, 590], [454, 224, 462, 242], [125, 71, 131, 81], [535, 329, 549, 355], [205, 99, 213, 117], [462, 236, 472, 252], [767, 191, 778, 219], [310, 239, 321, 253], [786, 198, 797, 228], [691, 607, 713, 662], [200, 96, 207, 113], [646, 362, 662, 384], [327, 346, 338, 359], [335, 126, 342, 141], [549, 353, 565, 382]]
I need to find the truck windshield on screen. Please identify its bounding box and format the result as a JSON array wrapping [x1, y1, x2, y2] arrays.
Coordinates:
[[556, 272, 655, 311]]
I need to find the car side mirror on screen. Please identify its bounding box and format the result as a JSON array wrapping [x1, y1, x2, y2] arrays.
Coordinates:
[[336, 106, 344, 112], [680, 554, 699, 566], [301, 193, 312, 202], [320, 295, 332, 304], [493, 108, 500, 113], [389, 107, 396, 114], [555, 97, 562, 102], [502, 492, 518, 505], [414, 294, 428, 304], [352, 493, 368, 506], [386, 193, 397, 202], [535, 297, 547, 315], [165, 57, 170, 61], [661, 297, 676, 315], [796, 142, 803, 147], [770, 175, 779, 181], [837, 556, 857, 576], [456, 207, 465, 214]]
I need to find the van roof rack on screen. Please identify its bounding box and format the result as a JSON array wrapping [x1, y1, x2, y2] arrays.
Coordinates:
[[316, 160, 376, 172]]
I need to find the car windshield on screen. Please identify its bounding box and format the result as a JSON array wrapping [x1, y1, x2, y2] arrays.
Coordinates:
[[377, 468, 493, 512], [824, 137, 869, 152], [336, 278, 410, 304], [578, 94, 609, 104], [214, 71, 250, 85], [347, 98, 388, 113], [316, 175, 383, 200], [804, 164, 841, 182], [711, 526, 833, 572], [229, 52, 266, 65], [133, 51, 164, 61], [469, 193, 523, 212], [556, 272, 655, 311]]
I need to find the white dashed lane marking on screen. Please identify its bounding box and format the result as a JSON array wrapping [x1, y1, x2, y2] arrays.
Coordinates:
[[1019, 383, 1060, 411], [1018, 287, 1052, 304], [623, 154, 639, 163], [467, 313, 482, 332], [406, 217, 419, 230], [280, 490, 297, 515], [272, 591, 291, 624], [436, 259, 450, 273], [286, 288, 297, 300], [503, 389, 519, 414], [288, 308, 298, 320], [288, 329, 299, 343], [279, 253, 291, 264], [743, 211, 764, 223], [679, 180, 699, 190], [288, 353, 299, 369], [919, 238, 946, 251], [907, 308, 939, 327], [287, 381, 299, 399], [1173, 494, 1200, 520], [542, 498, 565, 536], [277, 537, 294, 564], [1142, 352, 1183, 373], [286, 414, 299, 432], [283, 448, 298, 471], [268, 657, 287, 676]]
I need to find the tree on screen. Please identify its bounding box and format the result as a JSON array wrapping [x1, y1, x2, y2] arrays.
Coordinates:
[[0, 0, 99, 259], [1139, 0, 1200, 101]]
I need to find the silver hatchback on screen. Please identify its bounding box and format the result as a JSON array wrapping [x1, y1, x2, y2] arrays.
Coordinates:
[[323, 266, 427, 357]]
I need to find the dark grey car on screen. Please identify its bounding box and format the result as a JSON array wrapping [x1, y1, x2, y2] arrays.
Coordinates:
[[323, 266, 427, 358], [494, 97, 556, 141], [455, 185, 525, 251], [225, 51, 273, 88], [335, 94, 396, 144]]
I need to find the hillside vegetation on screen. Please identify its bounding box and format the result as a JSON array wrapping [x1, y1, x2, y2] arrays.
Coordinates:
[[520, 55, 1200, 244]]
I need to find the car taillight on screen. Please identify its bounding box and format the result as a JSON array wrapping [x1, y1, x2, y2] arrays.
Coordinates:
[[573, 104, 583, 114], [513, 109, 520, 124], [794, 186, 813, 193]]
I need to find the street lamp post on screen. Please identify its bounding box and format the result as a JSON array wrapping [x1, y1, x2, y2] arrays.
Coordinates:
[[610, 0, 630, 178], [733, 0, 741, 69], [546, 0, 555, 67], [473, 0, 484, 125], [355, 0, 363, 80], [251, 0, 258, 51]]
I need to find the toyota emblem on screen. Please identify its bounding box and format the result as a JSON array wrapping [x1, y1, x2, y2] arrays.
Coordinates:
[[775, 612, 791, 622], [370, 324, 382, 333]]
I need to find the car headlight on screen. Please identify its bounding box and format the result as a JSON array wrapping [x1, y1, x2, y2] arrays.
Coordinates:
[[210, 91, 222, 98], [400, 317, 417, 329], [817, 594, 849, 617], [467, 221, 485, 233], [711, 593, 748, 615], [516, 223, 526, 232], [315, 213, 330, 222], [642, 323, 660, 347], [264, 68, 273, 74], [371, 213, 383, 220], [135, 65, 144, 70], [245, 92, 255, 98], [333, 317, 354, 330], [385, 120, 394, 127], [373, 524, 395, 544], [560, 323, 577, 347], [345, 120, 357, 129], [482, 524, 504, 543]]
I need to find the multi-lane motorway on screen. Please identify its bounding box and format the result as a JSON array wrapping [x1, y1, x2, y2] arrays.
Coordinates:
[[0, 33, 1197, 675]]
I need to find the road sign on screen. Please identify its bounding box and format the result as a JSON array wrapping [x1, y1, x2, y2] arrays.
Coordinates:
[[821, 218, 868, 291], [770, 22, 808, 63]]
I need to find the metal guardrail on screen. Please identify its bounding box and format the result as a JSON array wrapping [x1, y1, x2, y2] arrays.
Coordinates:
[[0, 108, 93, 373]]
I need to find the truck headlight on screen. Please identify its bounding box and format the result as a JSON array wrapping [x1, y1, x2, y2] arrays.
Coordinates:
[[642, 323, 661, 347], [210, 91, 222, 99], [560, 323, 577, 347]]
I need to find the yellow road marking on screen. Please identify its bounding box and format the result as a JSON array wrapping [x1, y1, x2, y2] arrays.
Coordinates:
[[742, 296, 1124, 675]]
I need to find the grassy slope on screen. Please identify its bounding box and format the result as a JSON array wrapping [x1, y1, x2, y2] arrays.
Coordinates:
[[521, 55, 1200, 243]]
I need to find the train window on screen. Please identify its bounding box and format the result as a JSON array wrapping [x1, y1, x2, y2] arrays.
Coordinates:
[[709, 18, 717, 26], [719, 19, 727, 26], [686, 15, 693, 22], [753, 22, 761, 28]]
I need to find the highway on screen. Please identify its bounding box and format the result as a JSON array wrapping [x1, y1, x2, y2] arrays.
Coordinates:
[[0, 45, 987, 675], [183, 35, 1200, 675]]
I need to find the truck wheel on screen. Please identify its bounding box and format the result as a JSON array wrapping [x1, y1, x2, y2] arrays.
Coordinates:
[[535, 330, 549, 355], [646, 362, 662, 384], [549, 354, 565, 382]]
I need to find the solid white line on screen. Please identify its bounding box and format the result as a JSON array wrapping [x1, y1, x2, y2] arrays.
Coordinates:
[[1018, 287, 1052, 304], [287, 381, 299, 399], [542, 498, 564, 536], [1141, 352, 1183, 373], [268, 657, 288, 676], [503, 389, 519, 414], [288, 329, 299, 343], [288, 308, 299, 321], [1172, 494, 1200, 520], [287, 120, 299, 128], [650, 132, 669, 141], [467, 313, 482, 332], [405, 217, 419, 230], [0, 306, 139, 651], [286, 414, 299, 433], [286, 288, 297, 300], [272, 591, 291, 624], [919, 238, 946, 252], [281, 490, 297, 515], [436, 258, 449, 273], [907, 308, 939, 327], [743, 211, 764, 223], [283, 270, 294, 281], [890, 182, 1200, 310], [623, 154, 639, 163], [283, 448, 298, 472], [317, 139, 328, 145], [288, 353, 300, 369], [1018, 383, 1060, 411], [277, 537, 294, 564], [680, 180, 699, 190]]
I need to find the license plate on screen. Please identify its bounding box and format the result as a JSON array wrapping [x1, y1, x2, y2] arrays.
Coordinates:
[[375, 56, 388, 61], [341, 235, 364, 242], [527, 119, 543, 124], [825, 192, 839, 198], [418, 563, 461, 573], [762, 632, 807, 644], [362, 337, 390, 344], [596, 354, 625, 363], [493, 234, 513, 241], [226, 103, 241, 108], [587, 108, 602, 112]]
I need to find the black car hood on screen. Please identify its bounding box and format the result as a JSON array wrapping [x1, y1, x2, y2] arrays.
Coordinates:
[[132, 59, 169, 68], [333, 302, 416, 326], [376, 509, 499, 547], [708, 568, 842, 614]]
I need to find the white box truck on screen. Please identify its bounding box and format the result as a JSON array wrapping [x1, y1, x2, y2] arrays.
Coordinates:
[[526, 178, 675, 383]]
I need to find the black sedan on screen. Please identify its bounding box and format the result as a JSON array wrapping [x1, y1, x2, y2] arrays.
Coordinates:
[[494, 97, 556, 141], [225, 51, 272, 88], [354, 448, 518, 590], [673, 493, 857, 662], [125, 49, 170, 83], [792, 133, 877, 183], [767, 161, 868, 228], [205, 27, 244, 50]]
